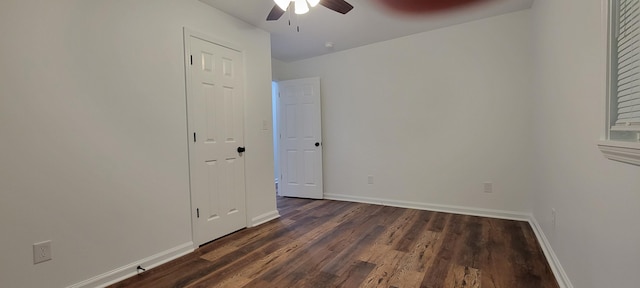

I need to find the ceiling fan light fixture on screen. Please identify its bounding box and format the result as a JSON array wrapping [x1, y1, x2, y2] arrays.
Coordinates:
[[295, 0, 309, 14], [266, 0, 353, 21], [274, 0, 290, 11]]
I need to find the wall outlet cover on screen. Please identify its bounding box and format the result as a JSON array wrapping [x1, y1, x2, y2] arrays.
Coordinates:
[[33, 240, 52, 264], [483, 182, 493, 193]]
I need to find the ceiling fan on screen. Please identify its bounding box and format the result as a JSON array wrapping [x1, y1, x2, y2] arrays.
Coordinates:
[[266, 0, 354, 21]]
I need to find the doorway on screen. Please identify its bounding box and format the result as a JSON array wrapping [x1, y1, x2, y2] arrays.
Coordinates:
[[272, 77, 324, 200]]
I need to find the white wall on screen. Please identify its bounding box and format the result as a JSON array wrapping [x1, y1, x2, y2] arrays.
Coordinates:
[[531, 0, 640, 287], [273, 10, 533, 214], [272, 58, 287, 81], [0, 0, 276, 287]]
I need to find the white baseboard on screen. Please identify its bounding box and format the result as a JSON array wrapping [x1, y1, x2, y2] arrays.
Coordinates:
[[67, 210, 280, 288], [250, 210, 280, 227], [527, 216, 574, 288], [323, 193, 529, 221], [323, 193, 573, 288], [67, 242, 194, 288]]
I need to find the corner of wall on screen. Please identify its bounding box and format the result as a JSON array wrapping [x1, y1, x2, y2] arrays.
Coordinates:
[[527, 215, 574, 288], [250, 210, 281, 227]]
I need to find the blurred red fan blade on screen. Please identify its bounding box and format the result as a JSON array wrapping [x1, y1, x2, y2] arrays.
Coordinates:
[[374, 0, 489, 14]]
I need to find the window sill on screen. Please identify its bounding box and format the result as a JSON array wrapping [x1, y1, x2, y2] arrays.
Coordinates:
[[597, 140, 640, 166]]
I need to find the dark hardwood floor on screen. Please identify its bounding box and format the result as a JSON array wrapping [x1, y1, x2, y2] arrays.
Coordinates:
[[110, 197, 558, 288]]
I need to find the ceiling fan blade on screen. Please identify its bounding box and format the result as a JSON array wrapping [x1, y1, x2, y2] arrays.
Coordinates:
[[266, 4, 286, 21], [320, 0, 354, 14]]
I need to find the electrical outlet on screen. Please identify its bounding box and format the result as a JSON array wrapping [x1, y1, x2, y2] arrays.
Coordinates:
[[551, 208, 557, 229], [33, 240, 52, 264], [367, 175, 374, 184], [483, 182, 493, 193]]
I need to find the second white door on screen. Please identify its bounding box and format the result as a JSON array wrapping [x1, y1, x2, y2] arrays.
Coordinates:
[[278, 77, 323, 199]]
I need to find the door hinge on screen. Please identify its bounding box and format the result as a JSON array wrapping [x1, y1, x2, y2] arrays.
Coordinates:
[[190, 55, 193, 65], [193, 132, 197, 142], [196, 208, 200, 218]]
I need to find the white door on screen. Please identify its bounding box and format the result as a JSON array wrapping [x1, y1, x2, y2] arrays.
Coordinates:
[[185, 31, 246, 246], [278, 77, 323, 199]]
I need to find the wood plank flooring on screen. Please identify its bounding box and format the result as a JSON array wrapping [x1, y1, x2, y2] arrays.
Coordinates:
[[110, 197, 559, 288]]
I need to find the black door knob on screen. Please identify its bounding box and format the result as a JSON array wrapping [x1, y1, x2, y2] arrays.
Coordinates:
[[237, 146, 246, 153], [315, 142, 320, 147]]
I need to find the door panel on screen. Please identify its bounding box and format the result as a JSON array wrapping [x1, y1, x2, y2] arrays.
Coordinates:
[[205, 160, 221, 221], [187, 33, 246, 246], [278, 78, 323, 199]]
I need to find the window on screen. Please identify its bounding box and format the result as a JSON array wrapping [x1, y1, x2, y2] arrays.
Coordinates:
[[599, 0, 640, 165], [609, 0, 640, 140]]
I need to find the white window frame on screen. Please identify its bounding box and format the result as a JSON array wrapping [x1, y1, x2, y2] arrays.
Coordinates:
[[598, 0, 640, 166]]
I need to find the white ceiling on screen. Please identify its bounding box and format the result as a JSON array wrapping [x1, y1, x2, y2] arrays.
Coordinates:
[[200, 0, 533, 62]]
